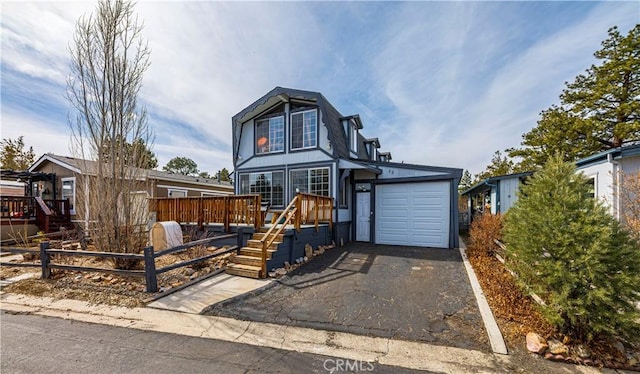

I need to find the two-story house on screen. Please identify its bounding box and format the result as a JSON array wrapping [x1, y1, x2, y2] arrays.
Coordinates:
[[232, 87, 462, 249]]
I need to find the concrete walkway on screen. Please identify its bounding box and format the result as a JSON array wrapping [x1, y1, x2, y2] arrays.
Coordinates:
[[148, 273, 272, 314]]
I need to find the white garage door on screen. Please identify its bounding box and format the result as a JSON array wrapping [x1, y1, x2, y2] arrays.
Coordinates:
[[375, 181, 450, 248]]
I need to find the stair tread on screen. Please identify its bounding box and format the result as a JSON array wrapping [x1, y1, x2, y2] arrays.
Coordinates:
[[240, 247, 276, 252], [227, 263, 261, 270], [247, 239, 282, 243]]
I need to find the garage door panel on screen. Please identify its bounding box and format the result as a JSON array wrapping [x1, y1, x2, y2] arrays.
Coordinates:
[[375, 182, 450, 248], [412, 221, 444, 231]]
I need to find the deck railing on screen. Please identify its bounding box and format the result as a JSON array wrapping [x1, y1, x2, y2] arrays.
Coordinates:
[[1, 196, 36, 219], [150, 195, 263, 231], [1, 196, 72, 233], [295, 192, 333, 230]]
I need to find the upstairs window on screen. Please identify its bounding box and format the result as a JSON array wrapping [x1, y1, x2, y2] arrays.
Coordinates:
[[350, 124, 358, 152], [256, 116, 284, 154], [291, 109, 317, 150]]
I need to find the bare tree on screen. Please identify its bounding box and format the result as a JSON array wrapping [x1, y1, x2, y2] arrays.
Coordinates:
[[619, 171, 640, 242], [67, 0, 152, 268]]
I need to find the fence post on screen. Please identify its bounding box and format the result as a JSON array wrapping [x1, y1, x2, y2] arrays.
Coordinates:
[[143, 246, 158, 293], [40, 241, 50, 279]]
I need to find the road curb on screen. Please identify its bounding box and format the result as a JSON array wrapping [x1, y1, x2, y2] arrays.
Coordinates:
[[458, 239, 509, 355], [1, 292, 514, 373]]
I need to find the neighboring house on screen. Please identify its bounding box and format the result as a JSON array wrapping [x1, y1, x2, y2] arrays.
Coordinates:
[[576, 143, 640, 221], [0, 179, 25, 197], [461, 172, 533, 222], [28, 153, 233, 224], [232, 87, 462, 249]]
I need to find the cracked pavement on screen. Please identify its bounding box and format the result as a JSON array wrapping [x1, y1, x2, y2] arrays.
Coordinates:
[[203, 243, 490, 352]]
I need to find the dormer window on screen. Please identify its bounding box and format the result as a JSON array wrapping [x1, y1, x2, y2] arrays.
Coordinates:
[[256, 116, 284, 154], [291, 109, 317, 150], [350, 124, 358, 152]]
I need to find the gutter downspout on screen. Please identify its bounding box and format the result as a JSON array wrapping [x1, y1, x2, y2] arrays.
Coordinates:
[[608, 153, 620, 220]]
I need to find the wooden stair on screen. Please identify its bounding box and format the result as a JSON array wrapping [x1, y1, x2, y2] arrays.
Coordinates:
[[225, 230, 282, 279], [226, 198, 298, 279]]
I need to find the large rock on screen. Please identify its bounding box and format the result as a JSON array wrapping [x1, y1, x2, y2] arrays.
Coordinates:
[[526, 332, 548, 354], [305, 244, 313, 258], [575, 344, 591, 359], [548, 339, 568, 355]]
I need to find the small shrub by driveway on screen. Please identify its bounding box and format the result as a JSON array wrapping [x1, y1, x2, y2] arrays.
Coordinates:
[[203, 243, 490, 352]]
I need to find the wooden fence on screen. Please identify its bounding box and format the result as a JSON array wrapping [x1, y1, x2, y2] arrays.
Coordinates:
[[0, 233, 240, 293], [150, 195, 263, 231]]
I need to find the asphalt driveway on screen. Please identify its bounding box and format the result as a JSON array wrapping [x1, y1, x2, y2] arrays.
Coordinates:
[[202, 243, 489, 352]]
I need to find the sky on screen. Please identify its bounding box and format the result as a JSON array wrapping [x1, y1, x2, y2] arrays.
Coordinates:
[[1, 1, 638, 176]]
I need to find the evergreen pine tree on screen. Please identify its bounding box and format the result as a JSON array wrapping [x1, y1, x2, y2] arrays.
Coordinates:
[[504, 155, 640, 341]]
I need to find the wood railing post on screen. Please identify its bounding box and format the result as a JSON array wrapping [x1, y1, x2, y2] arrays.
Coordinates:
[[40, 242, 51, 279], [224, 197, 230, 233], [314, 196, 319, 232], [295, 195, 301, 231], [143, 246, 158, 293]]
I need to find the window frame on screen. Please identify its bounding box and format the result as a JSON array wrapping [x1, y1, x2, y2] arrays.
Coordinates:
[[290, 109, 318, 151], [289, 167, 330, 198], [350, 124, 358, 152], [239, 171, 285, 208], [339, 177, 349, 209], [168, 188, 187, 198], [255, 115, 285, 155], [60, 177, 76, 215]]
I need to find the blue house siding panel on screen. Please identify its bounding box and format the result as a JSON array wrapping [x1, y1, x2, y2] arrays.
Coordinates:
[[498, 177, 520, 213]]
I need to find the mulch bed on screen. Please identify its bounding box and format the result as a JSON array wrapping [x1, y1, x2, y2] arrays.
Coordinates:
[[468, 249, 640, 370]]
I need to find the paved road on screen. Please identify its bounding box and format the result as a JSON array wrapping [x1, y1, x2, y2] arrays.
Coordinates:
[[204, 243, 488, 352], [1, 312, 423, 374]]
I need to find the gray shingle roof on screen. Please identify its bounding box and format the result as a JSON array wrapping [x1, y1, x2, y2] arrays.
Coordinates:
[[36, 154, 232, 188], [232, 87, 354, 162]]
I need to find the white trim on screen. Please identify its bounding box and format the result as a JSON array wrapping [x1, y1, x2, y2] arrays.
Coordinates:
[[29, 154, 81, 173], [61, 177, 77, 215], [156, 184, 234, 195]]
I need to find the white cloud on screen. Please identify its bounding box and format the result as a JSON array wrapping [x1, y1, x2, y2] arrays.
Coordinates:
[[2, 1, 638, 177], [368, 2, 639, 174]]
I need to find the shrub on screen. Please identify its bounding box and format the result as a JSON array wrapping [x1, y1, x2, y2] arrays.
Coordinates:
[[468, 213, 503, 257], [504, 155, 640, 342]]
